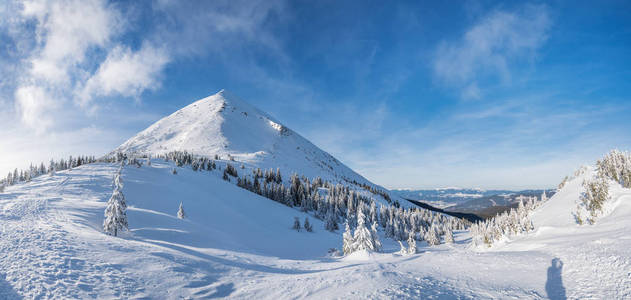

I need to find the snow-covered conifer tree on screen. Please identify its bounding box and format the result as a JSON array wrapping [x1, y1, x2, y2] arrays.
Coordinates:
[[325, 209, 339, 232], [304, 217, 313, 232], [407, 232, 417, 254], [397, 241, 406, 254], [352, 209, 375, 252], [444, 227, 454, 244], [342, 222, 355, 255], [541, 190, 547, 202], [292, 217, 301, 231], [370, 222, 382, 252], [425, 224, 440, 246], [177, 202, 186, 219], [103, 171, 128, 237]]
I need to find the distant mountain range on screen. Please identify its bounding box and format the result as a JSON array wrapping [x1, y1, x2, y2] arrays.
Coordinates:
[[393, 188, 555, 218]]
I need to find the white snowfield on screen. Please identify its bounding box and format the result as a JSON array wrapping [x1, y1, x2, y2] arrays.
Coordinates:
[[1, 160, 630, 299]]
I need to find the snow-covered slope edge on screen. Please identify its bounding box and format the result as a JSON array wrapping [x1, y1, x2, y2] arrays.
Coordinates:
[[492, 152, 631, 298], [112, 90, 402, 206], [0, 162, 555, 299]]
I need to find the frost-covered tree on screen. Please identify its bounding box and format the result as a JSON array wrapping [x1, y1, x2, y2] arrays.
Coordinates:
[[425, 224, 440, 246], [325, 209, 339, 232], [177, 202, 186, 219], [397, 241, 406, 254], [407, 232, 417, 254], [292, 217, 301, 231], [103, 170, 128, 237], [342, 222, 354, 255], [369, 201, 378, 225], [541, 191, 547, 202], [304, 217, 313, 232], [444, 227, 454, 244], [370, 222, 382, 252], [352, 210, 375, 252], [579, 176, 609, 224]]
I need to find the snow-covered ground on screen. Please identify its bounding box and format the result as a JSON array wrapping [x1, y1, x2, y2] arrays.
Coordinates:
[[2, 160, 629, 299]]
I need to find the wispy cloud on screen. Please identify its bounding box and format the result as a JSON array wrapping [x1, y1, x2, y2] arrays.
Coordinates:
[[76, 43, 169, 108], [433, 4, 551, 99]]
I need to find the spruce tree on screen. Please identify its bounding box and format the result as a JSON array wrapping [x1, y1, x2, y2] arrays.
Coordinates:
[[304, 217, 313, 232], [325, 209, 339, 232], [370, 222, 382, 252], [425, 224, 440, 246], [177, 202, 186, 219], [444, 227, 454, 244], [407, 232, 417, 254], [351, 209, 374, 252], [103, 170, 128, 237], [292, 217, 301, 231], [342, 222, 355, 255]]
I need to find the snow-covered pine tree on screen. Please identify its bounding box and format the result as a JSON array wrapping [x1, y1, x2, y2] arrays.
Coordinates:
[[541, 190, 547, 202], [369, 201, 378, 225], [103, 171, 128, 237], [342, 222, 355, 255], [407, 232, 417, 254], [444, 226, 454, 244], [385, 218, 395, 238], [304, 217, 313, 232], [370, 222, 382, 252], [346, 206, 356, 230], [177, 202, 186, 219], [292, 217, 301, 231], [351, 209, 375, 252], [325, 209, 339, 232], [397, 241, 406, 254], [425, 224, 440, 246]]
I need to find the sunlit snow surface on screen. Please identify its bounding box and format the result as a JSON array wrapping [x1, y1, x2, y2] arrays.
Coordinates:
[[1, 161, 630, 299]]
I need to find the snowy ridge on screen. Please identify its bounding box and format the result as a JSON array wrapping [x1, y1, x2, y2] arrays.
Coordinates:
[[492, 164, 631, 298], [114, 90, 399, 205]]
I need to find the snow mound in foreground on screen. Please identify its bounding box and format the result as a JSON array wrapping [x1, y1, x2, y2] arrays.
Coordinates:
[[342, 249, 375, 261]]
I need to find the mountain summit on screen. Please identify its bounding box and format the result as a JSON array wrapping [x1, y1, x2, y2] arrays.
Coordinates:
[[114, 90, 379, 189]]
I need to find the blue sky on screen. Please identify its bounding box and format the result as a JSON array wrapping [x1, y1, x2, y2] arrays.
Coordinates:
[[1, 0, 630, 189]]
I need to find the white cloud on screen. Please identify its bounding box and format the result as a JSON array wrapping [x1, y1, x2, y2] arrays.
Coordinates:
[[433, 4, 551, 98], [77, 43, 170, 107], [23, 0, 119, 83], [14, 85, 56, 132], [9, 0, 122, 130]]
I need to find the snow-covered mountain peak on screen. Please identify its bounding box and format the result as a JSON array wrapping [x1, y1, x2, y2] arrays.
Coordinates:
[[113, 90, 393, 199]]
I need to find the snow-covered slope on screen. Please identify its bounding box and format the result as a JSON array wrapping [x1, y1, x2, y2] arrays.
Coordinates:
[[0, 161, 563, 299], [2, 157, 631, 298], [114, 90, 380, 192], [492, 165, 631, 298]]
